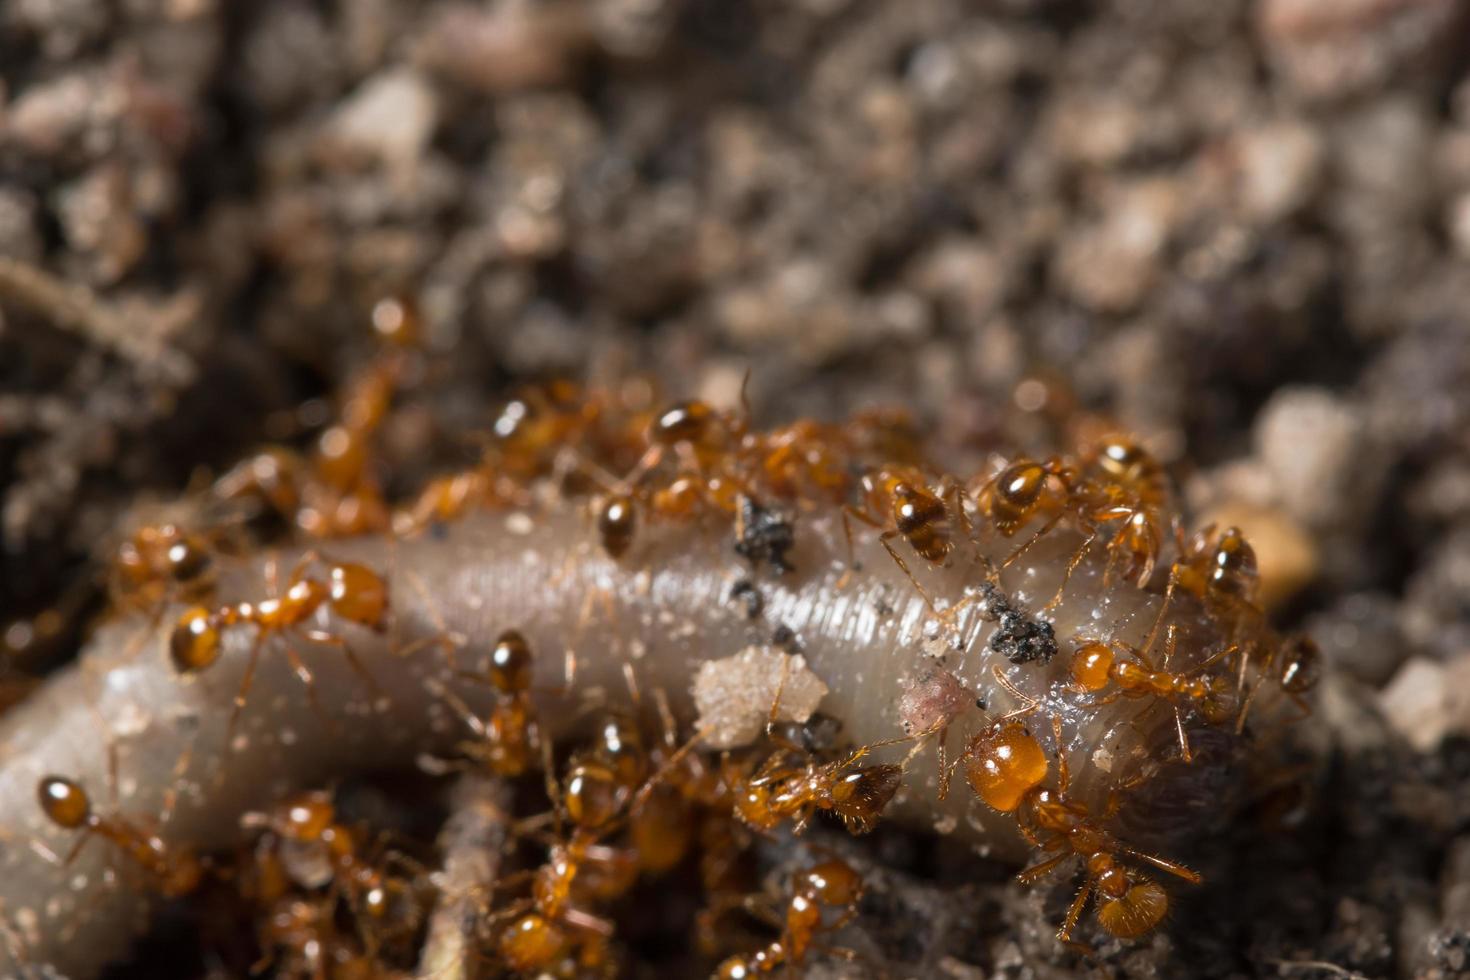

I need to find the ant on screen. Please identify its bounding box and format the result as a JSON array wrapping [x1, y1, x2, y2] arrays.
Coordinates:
[[36, 772, 203, 899], [213, 297, 420, 539], [974, 456, 1078, 541], [714, 857, 865, 979], [733, 666, 907, 836], [168, 554, 388, 739], [1072, 435, 1177, 588], [1234, 632, 1320, 735], [252, 893, 374, 980], [1067, 627, 1238, 763], [495, 754, 632, 973], [108, 521, 219, 613], [497, 683, 718, 972], [956, 669, 1201, 947], [394, 381, 600, 535], [241, 790, 425, 957], [435, 629, 542, 778]]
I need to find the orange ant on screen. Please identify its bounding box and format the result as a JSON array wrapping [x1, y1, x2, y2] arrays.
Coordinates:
[[495, 754, 632, 973], [1234, 632, 1320, 735], [974, 456, 1078, 541], [168, 555, 388, 738], [241, 790, 425, 956], [714, 857, 866, 979], [1071, 435, 1177, 588], [108, 521, 219, 612], [496, 684, 717, 973], [956, 669, 1201, 947], [734, 702, 906, 837], [435, 629, 542, 778], [213, 297, 420, 539], [36, 772, 203, 898], [1068, 627, 1238, 763]]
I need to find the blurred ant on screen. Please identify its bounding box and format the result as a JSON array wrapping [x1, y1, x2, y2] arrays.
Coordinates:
[[36, 741, 203, 899], [434, 629, 542, 778], [241, 790, 426, 959], [1234, 632, 1320, 735], [168, 554, 389, 740], [714, 857, 866, 979], [955, 668, 1201, 947], [493, 754, 631, 973], [213, 297, 421, 539]]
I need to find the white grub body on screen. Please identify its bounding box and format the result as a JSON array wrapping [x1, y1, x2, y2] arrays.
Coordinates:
[[0, 504, 1274, 976]]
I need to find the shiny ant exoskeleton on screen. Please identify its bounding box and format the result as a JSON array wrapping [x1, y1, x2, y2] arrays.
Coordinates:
[[713, 857, 865, 979], [241, 789, 426, 957], [436, 629, 543, 778], [1068, 628, 1238, 763], [955, 671, 1201, 947], [168, 555, 389, 738], [37, 773, 203, 898]]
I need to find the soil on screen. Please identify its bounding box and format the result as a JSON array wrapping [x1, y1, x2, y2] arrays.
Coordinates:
[[3, 2, 1470, 978]]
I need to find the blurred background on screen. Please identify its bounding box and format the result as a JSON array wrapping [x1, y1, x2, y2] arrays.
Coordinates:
[[3, 2, 1470, 977]]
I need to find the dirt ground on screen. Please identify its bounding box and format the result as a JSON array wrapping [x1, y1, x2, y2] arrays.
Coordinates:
[[4, 2, 1470, 978]]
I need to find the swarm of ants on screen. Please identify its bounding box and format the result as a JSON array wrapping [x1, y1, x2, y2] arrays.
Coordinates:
[[3, 300, 1319, 979]]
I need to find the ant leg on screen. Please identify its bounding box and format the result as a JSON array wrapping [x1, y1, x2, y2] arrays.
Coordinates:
[[632, 721, 714, 815], [838, 507, 880, 588], [880, 534, 946, 620], [61, 829, 94, 867], [1016, 851, 1072, 885], [280, 640, 335, 732], [226, 631, 268, 742], [653, 685, 679, 751], [106, 739, 120, 809], [1042, 527, 1097, 613], [1173, 706, 1193, 764], [1138, 564, 1184, 665], [158, 742, 195, 827], [990, 665, 1041, 721], [935, 726, 951, 801], [1051, 714, 1071, 797], [426, 679, 488, 740], [1115, 845, 1202, 885], [394, 569, 466, 662], [999, 511, 1066, 572], [302, 628, 383, 699], [1056, 879, 1094, 946], [768, 651, 790, 726]]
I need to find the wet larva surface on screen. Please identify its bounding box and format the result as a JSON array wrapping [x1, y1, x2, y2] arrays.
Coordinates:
[[0, 496, 1270, 976]]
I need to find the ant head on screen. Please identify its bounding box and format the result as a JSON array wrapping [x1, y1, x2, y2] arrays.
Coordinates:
[[169, 607, 221, 673], [1279, 634, 1321, 694], [651, 400, 713, 446], [499, 913, 567, 971], [38, 776, 91, 829], [1094, 436, 1154, 484], [563, 755, 627, 831], [799, 859, 864, 907], [489, 630, 534, 693], [964, 722, 1049, 813], [165, 537, 212, 585]]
